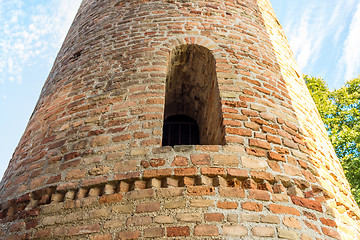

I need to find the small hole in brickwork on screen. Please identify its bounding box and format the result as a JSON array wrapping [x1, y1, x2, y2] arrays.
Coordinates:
[[227, 178, 241, 188], [72, 50, 82, 60]]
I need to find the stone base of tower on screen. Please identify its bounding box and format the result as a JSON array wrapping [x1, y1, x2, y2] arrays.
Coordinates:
[[1, 146, 358, 239]]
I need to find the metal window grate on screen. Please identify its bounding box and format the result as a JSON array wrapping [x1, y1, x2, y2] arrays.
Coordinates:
[[162, 115, 200, 146]]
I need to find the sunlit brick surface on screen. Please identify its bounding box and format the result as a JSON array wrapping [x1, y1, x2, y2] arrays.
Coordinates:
[[1, 0, 359, 239]]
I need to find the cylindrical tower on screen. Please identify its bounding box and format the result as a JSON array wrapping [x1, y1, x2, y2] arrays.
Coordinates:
[[1, 0, 359, 239]]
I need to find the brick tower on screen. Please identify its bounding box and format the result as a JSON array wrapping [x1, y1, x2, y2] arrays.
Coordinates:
[[1, 0, 359, 239]]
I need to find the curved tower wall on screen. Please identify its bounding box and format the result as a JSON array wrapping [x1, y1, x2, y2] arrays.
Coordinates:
[[1, 0, 359, 239]]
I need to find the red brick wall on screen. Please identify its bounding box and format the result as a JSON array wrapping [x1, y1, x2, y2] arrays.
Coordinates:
[[0, 0, 359, 239]]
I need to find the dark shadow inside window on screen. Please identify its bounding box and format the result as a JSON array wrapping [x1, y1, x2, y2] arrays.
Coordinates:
[[162, 115, 200, 146]]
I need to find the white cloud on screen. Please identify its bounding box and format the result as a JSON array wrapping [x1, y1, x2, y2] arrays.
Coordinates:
[[328, 2, 346, 44], [280, 0, 358, 88], [0, 0, 82, 84], [285, 7, 326, 71], [9, 9, 24, 23], [339, 3, 360, 82]]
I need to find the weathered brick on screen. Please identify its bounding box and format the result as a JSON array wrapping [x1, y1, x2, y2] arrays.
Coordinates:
[[204, 213, 224, 222], [112, 204, 133, 213], [291, 196, 322, 212], [249, 138, 271, 150], [268, 151, 286, 161], [144, 228, 164, 238], [227, 168, 248, 178], [90, 234, 112, 240], [164, 200, 186, 209], [222, 225, 247, 236], [269, 204, 300, 216], [64, 152, 80, 161], [157, 187, 184, 197], [284, 163, 302, 176], [242, 156, 267, 170], [143, 169, 172, 178], [213, 154, 239, 166], [88, 208, 109, 219], [322, 227, 341, 240], [68, 224, 100, 236], [268, 160, 281, 172], [245, 121, 260, 130], [194, 225, 218, 236], [154, 215, 175, 224], [176, 213, 202, 222], [35, 229, 52, 239], [114, 172, 140, 181], [250, 171, 275, 182], [188, 186, 215, 196], [117, 230, 141, 240], [9, 222, 25, 233], [133, 180, 147, 189], [248, 189, 271, 201], [217, 201, 238, 209], [242, 202, 263, 212], [303, 211, 317, 221], [171, 156, 188, 166], [261, 214, 280, 224], [183, 176, 195, 186], [126, 216, 152, 226], [252, 227, 275, 237], [26, 219, 39, 230], [266, 135, 281, 144], [219, 187, 245, 198], [30, 176, 48, 190], [88, 187, 102, 197], [283, 217, 301, 229], [283, 138, 298, 149], [319, 218, 337, 227], [241, 213, 260, 222], [304, 220, 320, 233], [91, 135, 110, 147], [167, 227, 190, 237], [126, 189, 154, 199], [136, 201, 160, 213], [174, 167, 197, 176], [300, 233, 312, 240], [201, 167, 226, 176], [226, 135, 244, 144], [99, 193, 123, 204], [190, 199, 214, 207], [191, 154, 211, 165], [81, 176, 107, 187], [114, 160, 137, 172], [227, 214, 238, 222], [53, 226, 67, 236], [277, 228, 299, 240], [246, 147, 267, 157], [226, 127, 252, 136], [242, 178, 257, 189]]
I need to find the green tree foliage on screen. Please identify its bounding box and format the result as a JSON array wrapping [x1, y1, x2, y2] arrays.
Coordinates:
[[305, 75, 360, 205]]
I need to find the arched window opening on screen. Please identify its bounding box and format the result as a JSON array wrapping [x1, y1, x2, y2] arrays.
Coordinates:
[[162, 44, 225, 146], [162, 115, 200, 146]]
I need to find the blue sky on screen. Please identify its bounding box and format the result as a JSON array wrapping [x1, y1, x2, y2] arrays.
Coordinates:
[[1, 1, 360, 180], [272, 0, 360, 89]]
